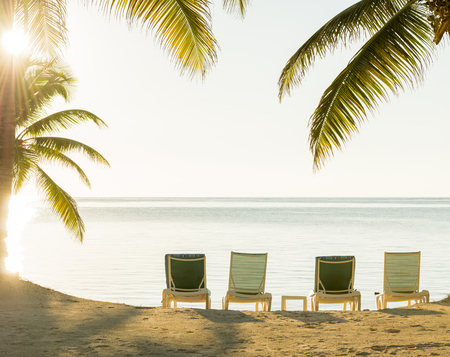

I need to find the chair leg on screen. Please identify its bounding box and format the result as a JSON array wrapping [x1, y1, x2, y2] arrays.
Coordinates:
[[267, 297, 272, 312], [350, 297, 357, 311], [343, 302, 347, 311], [222, 296, 229, 310], [376, 295, 381, 310], [312, 297, 319, 311]]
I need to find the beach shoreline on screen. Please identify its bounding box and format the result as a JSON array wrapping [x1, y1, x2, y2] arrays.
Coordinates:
[[1, 274, 449, 356]]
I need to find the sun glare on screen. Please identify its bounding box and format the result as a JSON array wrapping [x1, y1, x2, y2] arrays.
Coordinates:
[[2, 29, 28, 55], [6, 196, 37, 273]]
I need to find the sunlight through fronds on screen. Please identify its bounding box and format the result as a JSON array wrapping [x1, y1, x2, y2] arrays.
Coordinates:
[[91, 0, 218, 78], [16, 59, 76, 125], [35, 167, 85, 241], [309, 0, 435, 171], [14, 0, 69, 59], [13, 58, 110, 243], [25, 59, 76, 101], [222, 0, 251, 19]]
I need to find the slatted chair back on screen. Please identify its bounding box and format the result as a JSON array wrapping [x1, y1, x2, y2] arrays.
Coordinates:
[[314, 256, 356, 295], [228, 252, 268, 295], [165, 254, 206, 292], [384, 252, 421, 294]]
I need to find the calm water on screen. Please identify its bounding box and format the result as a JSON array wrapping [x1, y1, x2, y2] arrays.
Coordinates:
[[7, 197, 450, 311]]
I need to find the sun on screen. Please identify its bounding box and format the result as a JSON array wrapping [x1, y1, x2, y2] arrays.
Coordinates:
[[2, 29, 28, 55]]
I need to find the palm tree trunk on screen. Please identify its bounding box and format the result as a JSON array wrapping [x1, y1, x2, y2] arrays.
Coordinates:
[[0, 0, 16, 273]]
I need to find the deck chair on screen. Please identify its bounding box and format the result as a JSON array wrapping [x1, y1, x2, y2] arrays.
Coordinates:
[[222, 252, 272, 311], [376, 251, 429, 310], [309, 256, 361, 311], [162, 254, 211, 309]]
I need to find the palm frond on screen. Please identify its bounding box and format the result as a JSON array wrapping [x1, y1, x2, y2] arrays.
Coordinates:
[[35, 166, 84, 241], [16, 59, 76, 124], [20, 110, 107, 138], [309, 0, 434, 171], [278, 0, 405, 101], [13, 144, 38, 194], [25, 59, 75, 100], [91, 0, 218, 78], [27, 136, 110, 167], [26, 141, 92, 187], [14, 0, 69, 58], [26, 60, 75, 112], [222, 0, 251, 19]]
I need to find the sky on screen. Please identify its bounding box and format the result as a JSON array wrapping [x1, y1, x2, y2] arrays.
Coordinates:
[[20, 0, 450, 198]]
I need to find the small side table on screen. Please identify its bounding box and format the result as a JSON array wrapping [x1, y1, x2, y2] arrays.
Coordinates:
[[281, 295, 307, 311]]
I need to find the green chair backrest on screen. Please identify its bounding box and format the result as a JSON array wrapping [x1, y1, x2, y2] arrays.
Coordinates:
[[165, 254, 206, 292], [384, 252, 420, 294], [314, 256, 356, 294], [228, 252, 268, 295]]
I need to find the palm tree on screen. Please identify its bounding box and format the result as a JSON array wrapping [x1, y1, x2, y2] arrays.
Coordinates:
[[278, 0, 449, 172], [14, 58, 109, 241], [0, 0, 251, 272], [0, 1, 18, 272]]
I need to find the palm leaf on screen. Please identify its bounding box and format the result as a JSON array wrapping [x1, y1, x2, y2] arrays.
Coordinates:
[[278, 0, 404, 101], [16, 59, 76, 124], [13, 144, 38, 194], [35, 166, 85, 241], [14, 0, 69, 58], [92, 0, 218, 77], [222, 0, 251, 18], [28, 142, 93, 187], [26, 136, 110, 167], [25, 59, 75, 100], [25, 60, 75, 114], [309, 0, 434, 171], [20, 110, 107, 138]]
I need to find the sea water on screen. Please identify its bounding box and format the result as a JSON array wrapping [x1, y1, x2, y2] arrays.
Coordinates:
[[8, 197, 450, 311]]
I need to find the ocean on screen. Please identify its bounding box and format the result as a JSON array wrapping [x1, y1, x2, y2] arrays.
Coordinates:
[[7, 197, 450, 311]]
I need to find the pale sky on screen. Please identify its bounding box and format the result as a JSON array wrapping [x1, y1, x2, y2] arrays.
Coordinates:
[[24, 0, 450, 198]]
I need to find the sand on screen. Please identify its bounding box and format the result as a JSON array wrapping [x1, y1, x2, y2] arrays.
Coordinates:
[[1, 274, 449, 356]]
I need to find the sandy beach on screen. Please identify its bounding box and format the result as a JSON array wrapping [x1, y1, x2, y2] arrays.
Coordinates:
[[1, 274, 449, 356]]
